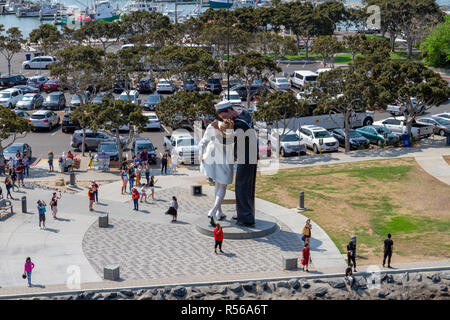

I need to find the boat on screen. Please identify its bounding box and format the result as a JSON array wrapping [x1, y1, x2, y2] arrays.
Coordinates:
[[92, 0, 120, 22], [233, 0, 256, 8], [120, 0, 160, 15], [16, 0, 59, 18], [209, 0, 232, 9]]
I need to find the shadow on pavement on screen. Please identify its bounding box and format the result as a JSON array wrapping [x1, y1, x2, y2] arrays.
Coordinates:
[[44, 227, 59, 233], [55, 217, 71, 222]]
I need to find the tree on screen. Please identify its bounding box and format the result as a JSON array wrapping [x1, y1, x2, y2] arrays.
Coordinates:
[[150, 45, 219, 89], [119, 11, 172, 35], [73, 20, 123, 52], [311, 35, 343, 68], [69, 103, 102, 156], [29, 24, 62, 55], [156, 91, 216, 130], [420, 15, 450, 67], [0, 26, 24, 76], [311, 68, 371, 153], [255, 32, 297, 60], [343, 34, 366, 63], [227, 52, 280, 108], [0, 106, 30, 154], [96, 99, 148, 163], [344, 7, 368, 33], [317, 1, 347, 31]]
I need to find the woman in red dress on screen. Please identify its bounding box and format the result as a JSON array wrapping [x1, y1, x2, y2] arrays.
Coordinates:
[[301, 241, 311, 272]]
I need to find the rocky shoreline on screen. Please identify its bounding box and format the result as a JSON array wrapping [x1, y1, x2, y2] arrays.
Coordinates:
[[11, 271, 450, 300]]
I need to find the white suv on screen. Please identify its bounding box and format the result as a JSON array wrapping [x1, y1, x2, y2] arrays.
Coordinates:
[[270, 128, 307, 157], [290, 70, 318, 89], [297, 125, 339, 154], [0, 88, 23, 108], [119, 90, 141, 105], [28, 110, 60, 131], [22, 56, 58, 70]]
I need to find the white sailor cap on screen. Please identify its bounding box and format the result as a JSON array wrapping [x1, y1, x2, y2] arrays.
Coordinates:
[[215, 100, 232, 113]]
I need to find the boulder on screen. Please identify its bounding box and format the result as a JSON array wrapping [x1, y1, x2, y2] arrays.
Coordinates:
[[314, 287, 328, 297], [230, 283, 242, 293], [430, 274, 441, 283], [357, 277, 368, 289], [92, 293, 103, 300], [193, 292, 206, 299], [440, 272, 450, 280], [172, 286, 187, 298], [138, 293, 153, 300], [386, 275, 394, 283], [120, 290, 134, 297], [403, 272, 410, 282], [150, 288, 159, 295], [440, 285, 448, 292], [104, 292, 117, 300], [415, 274, 422, 282], [277, 281, 290, 289], [209, 286, 227, 295], [288, 279, 300, 290], [378, 291, 388, 298], [84, 291, 95, 299], [328, 280, 346, 289], [243, 282, 256, 292], [136, 289, 147, 296], [301, 280, 310, 289], [313, 279, 325, 283], [190, 287, 201, 293], [440, 292, 449, 297]]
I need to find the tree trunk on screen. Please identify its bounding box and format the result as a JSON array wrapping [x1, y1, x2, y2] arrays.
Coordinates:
[[7, 58, 12, 76], [390, 34, 395, 53], [344, 110, 351, 153], [407, 34, 413, 60], [246, 82, 251, 109], [81, 127, 86, 157], [116, 128, 123, 164], [305, 34, 310, 60]]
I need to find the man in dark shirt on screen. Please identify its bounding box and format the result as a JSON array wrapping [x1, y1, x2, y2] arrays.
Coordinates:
[[347, 240, 357, 272], [213, 101, 257, 227], [140, 149, 148, 163], [383, 233, 394, 268]]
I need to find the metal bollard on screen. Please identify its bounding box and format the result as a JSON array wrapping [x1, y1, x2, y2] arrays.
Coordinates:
[[21, 196, 27, 213], [70, 171, 76, 186], [297, 191, 307, 212]]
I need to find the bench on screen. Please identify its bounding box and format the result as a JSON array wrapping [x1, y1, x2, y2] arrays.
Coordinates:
[[0, 199, 13, 221]]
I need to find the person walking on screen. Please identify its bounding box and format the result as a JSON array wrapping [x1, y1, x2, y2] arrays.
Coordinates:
[[128, 167, 136, 193], [24, 257, 35, 287], [149, 176, 157, 200], [132, 187, 140, 211], [140, 149, 148, 163], [165, 196, 178, 222], [91, 181, 99, 203], [22, 155, 30, 177], [140, 186, 147, 203], [48, 151, 54, 172], [301, 241, 311, 272], [345, 263, 354, 286], [14, 150, 21, 168], [37, 200, 47, 229], [50, 192, 61, 219], [16, 161, 25, 187], [347, 240, 357, 272], [383, 233, 394, 268], [136, 163, 142, 186], [10, 168, 17, 191], [0, 154, 5, 176], [302, 219, 312, 244], [121, 168, 128, 195], [4, 176, 13, 199], [144, 162, 150, 186], [8, 157, 14, 173], [160, 152, 168, 175], [88, 187, 95, 211], [214, 223, 224, 254]]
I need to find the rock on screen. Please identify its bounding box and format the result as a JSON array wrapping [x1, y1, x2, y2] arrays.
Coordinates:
[[380, 273, 388, 282], [120, 290, 134, 297], [440, 272, 450, 280], [262, 282, 271, 292], [440, 285, 448, 292], [328, 280, 346, 289], [404, 272, 410, 282], [301, 280, 310, 289], [396, 280, 403, 286], [138, 293, 153, 300], [429, 293, 436, 299], [172, 286, 187, 298], [440, 292, 449, 297], [430, 274, 441, 283], [313, 279, 325, 283], [386, 275, 394, 283], [243, 282, 256, 292], [209, 286, 227, 295], [137, 289, 146, 296], [230, 283, 242, 293], [415, 274, 422, 282], [150, 288, 159, 295], [190, 287, 201, 293], [378, 291, 387, 298], [193, 292, 206, 299], [388, 294, 398, 300], [288, 279, 300, 290], [84, 291, 95, 299], [75, 293, 85, 300], [164, 287, 171, 294], [92, 293, 103, 300], [104, 292, 117, 300], [277, 281, 290, 289], [314, 287, 328, 297], [357, 277, 368, 289]]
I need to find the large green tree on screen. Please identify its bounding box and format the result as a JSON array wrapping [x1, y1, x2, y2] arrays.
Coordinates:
[[420, 15, 450, 68], [29, 24, 62, 55], [69, 103, 102, 156], [0, 25, 24, 76], [311, 35, 343, 68]]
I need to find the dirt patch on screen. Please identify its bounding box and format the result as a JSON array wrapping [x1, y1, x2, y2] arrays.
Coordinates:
[[444, 155, 450, 166]]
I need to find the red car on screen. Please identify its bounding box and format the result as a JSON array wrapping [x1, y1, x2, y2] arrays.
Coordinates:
[[26, 75, 48, 90], [258, 137, 271, 159], [43, 79, 63, 92]]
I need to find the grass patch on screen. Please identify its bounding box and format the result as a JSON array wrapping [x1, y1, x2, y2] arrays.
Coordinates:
[[254, 157, 450, 264]]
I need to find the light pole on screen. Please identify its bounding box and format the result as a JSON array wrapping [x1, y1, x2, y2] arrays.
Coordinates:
[[227, 0, 230, 99]]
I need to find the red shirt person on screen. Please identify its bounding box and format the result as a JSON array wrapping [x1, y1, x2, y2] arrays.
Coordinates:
[[131, 188, 140, 211], [213, 224, 224, 254]]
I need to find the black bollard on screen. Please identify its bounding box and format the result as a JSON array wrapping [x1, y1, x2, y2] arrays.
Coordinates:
[[21, 196, 27, 213], [297, 191, 307, 212], [70, 171, 76, 186]]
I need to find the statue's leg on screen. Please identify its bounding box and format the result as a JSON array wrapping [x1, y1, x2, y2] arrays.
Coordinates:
[[235, 164, 256, 226], [208, 182, 220, 218], [214, 183, 227, 221]]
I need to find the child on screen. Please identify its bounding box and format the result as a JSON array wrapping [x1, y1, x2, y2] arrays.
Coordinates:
[[140, 186, 147, 203], [165, 196, 178, 222], [149, 176, 157, 200]]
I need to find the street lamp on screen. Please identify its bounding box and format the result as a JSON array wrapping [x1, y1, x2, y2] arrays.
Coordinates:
[[227, 0, 230, 99]]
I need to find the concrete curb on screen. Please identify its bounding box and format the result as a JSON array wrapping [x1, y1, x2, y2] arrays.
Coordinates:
[[1, 265, 449, 300], [30, 156, 41, 168], [277, 60, 320, 65]]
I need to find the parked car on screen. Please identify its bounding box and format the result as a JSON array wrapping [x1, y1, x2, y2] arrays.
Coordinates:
[[22, 56, 57, 69], [132, 138, 157, 164], [143, 112, 161, 130], [3, 142, 32, 160], [26, 76, 48, 90], [330, 128, 370, 149], [316, 68, 332, 75], [14, 109, 31, 119], [43, 91, 66, 110], [14, 85, 40, 94], [0, 88, 23, 108], [219, 90, 243, 107], [269, 77, 291, 91], [269, 129, 307, 157], [70, 93, 88, 108], [355, 125, 399, 146], [92, 92, 114, 104], [373, 116, 433, 139], [164, 132, 199, 164], [143, 93, 162, 111], [28, 110, 59, 131], [136, 77, 155, 93], [204, 78, 222, 94], [230, 84, 267, 101], [386, 97, 425, 116], [229, 78, 243, 87], [119, 90, 141, 105], [97, 142, 120, 161], [0, 74, 27, 89], [113, 79, 131, 93], [16, 93, 43, 110], [297, 125, 339, 154], [42, 79, 63, 93], [432, 112, 450, 121], [62, 110, 81, 133], [416, 117, 450, 136], [156, 79, 176, 94], [71, 129, 126, 151], [290, 70, 318, 89], [180, 79, 199, 92]]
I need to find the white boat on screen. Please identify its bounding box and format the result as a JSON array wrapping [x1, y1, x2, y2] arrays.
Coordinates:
[[120, 0, 159, 15], [209, 0, 233, 9], [92, 0, 120, 22], [16, 0, 58, 17], [233, 0, 256, 8]]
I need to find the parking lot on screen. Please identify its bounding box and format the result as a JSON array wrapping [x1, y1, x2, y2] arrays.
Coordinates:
[[1, 50, 449, 163]]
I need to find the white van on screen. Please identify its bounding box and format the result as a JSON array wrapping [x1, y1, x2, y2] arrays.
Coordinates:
[[22, 56, 57, 70], [290, 70, 318, 89]]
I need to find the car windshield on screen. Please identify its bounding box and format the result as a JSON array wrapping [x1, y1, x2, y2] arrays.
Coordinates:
[[119, 94, 135, 101], [4, 145, 21, 153], [148, 115, 158, 120], [159, 81, 169, 85], [208, 79, 220, 84], [146, 95, 160, 103], [228, 94, 240, 100], [314, 131, 331, 138], [23, 95, 34, 101], [31, 114, 45, 119], [277, 78, 288, 83], [99, 144, 117, 152], [136, 143, 154, 151], [177, 138, 195, 146], [0, 93, 11, 98], [305, 76, 318, 81], [436, 118, 450, 125], [282, 134, 300, 142], [47, 95, 59, 101]]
